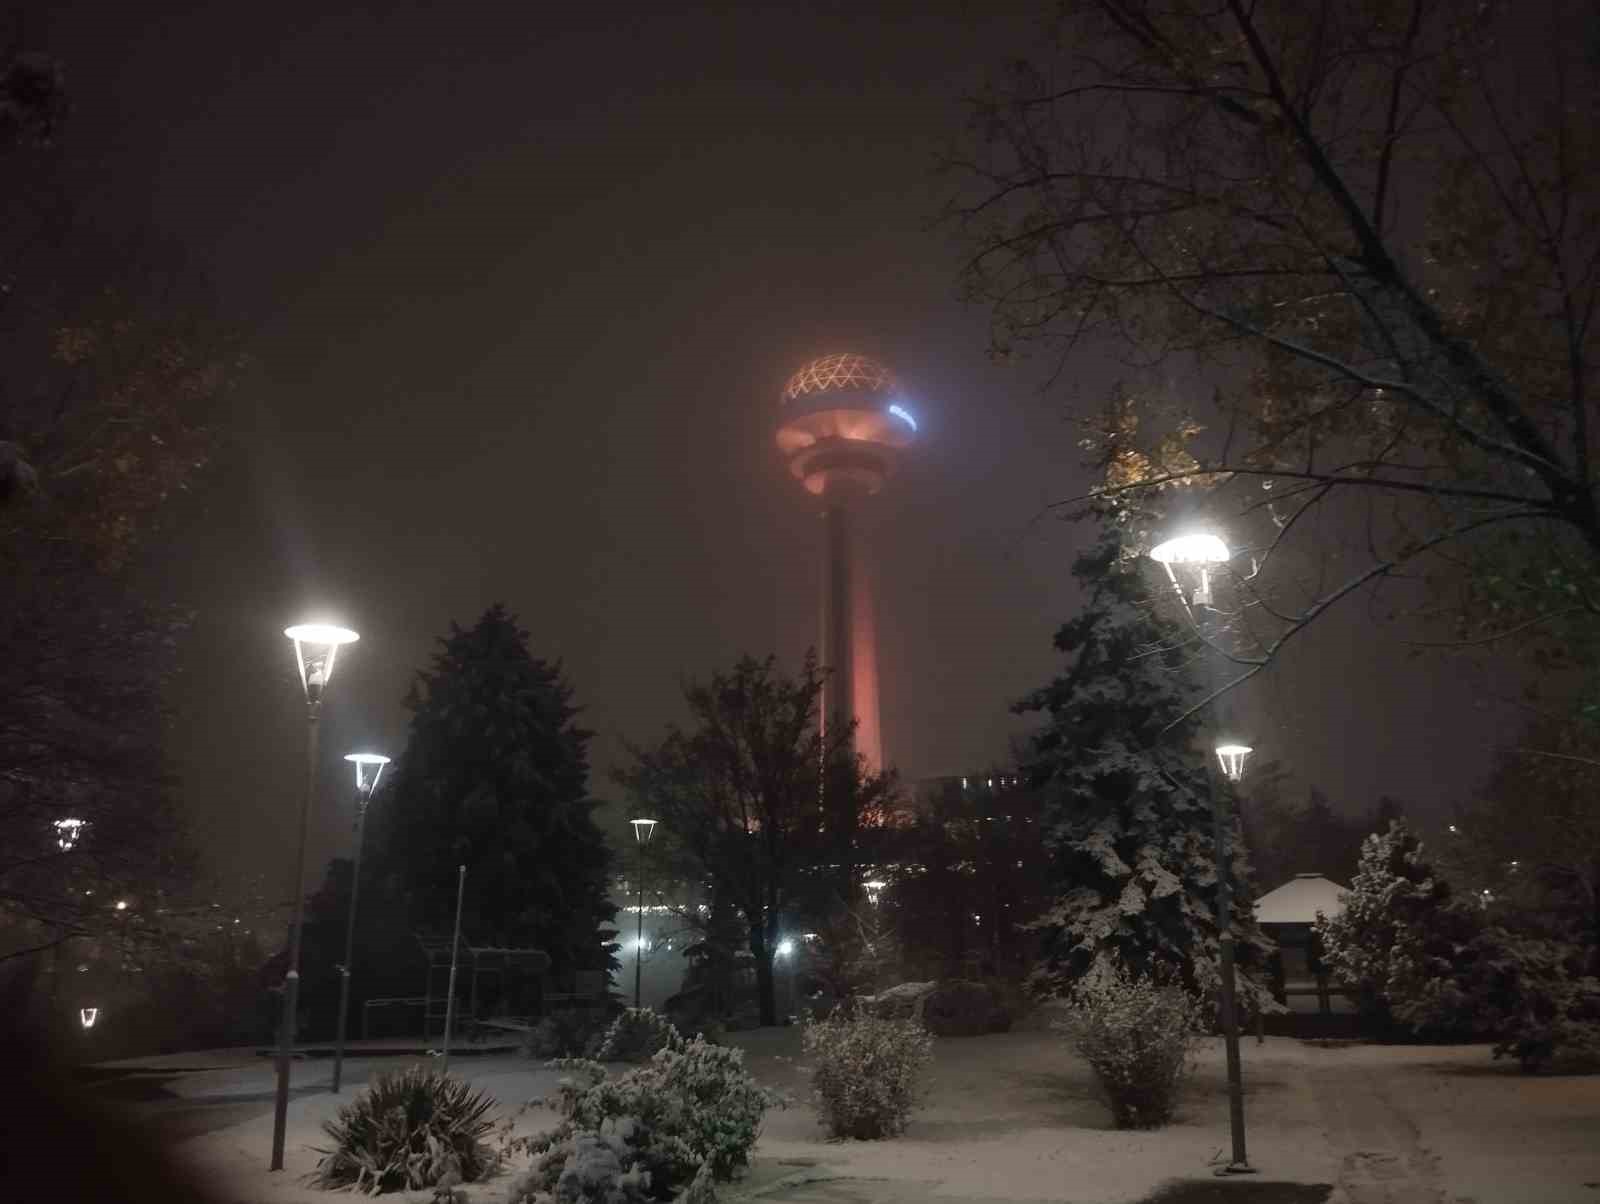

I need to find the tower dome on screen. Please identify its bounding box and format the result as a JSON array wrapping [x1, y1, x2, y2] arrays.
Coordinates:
[[776, 352, 915, 497], [783, 353, 894, 403]]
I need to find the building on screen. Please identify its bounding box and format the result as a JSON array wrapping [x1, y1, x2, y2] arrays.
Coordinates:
[[775, 353, 916, 773], [1254, 872, 1351, 1014]]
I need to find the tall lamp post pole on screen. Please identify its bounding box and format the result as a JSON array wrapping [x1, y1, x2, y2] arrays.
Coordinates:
[[1148, 533, 1256, 1176], [331, 752, 389, 1094], [630, 818, 657, 1009], [272, 623, 359, 1172]]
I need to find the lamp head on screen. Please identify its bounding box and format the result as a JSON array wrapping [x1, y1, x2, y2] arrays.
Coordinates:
[[631, 817, 658, 845], [79, 1006, 99, 1029], [1149, 532, 1230, 564], [1215, 742, 1254, 783], [285, 623, 359, 705], [54, 817, 86, 851], [344, 752, 390, 797]]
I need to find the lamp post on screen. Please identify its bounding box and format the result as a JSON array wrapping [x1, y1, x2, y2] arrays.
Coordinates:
[[331, 752, 389, 1094], [272, 622, 359, 1172], [1148, 532, 1255, 1175], [630, 818, 658, 1009]]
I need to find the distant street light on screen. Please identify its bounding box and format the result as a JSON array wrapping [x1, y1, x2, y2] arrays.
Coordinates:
[[272, 622, 359, 1172], [630, 818, 658, 1009], [1147, 529, 1255, 1176], [864, 878, 887, 906], [79, 1007, 99, 1029], [331, 752, 390, 1095], [55, 818, 86, 851]]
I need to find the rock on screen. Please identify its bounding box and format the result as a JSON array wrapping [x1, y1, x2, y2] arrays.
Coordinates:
[[923, 981, 1011, 1037], [861, 981, 937, 1023]]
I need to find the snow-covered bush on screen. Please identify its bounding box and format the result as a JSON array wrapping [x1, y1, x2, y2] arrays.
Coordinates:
[[1471, 929, 1600, 1071], [313, 1066, 497, 1194], [1056, 960, 1204, 1129], [803, 1000, 934, 1139], [523, 1011, 610, 1061], [513, 1035, 779, 1200], [508, 1124, 653, 1204], [592, 1007, 681, 1063]]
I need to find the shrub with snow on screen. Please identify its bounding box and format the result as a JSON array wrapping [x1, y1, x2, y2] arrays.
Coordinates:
[[803, 1000, 934, 1140], [512, 1035, 779, 1200], [592, 1007, 681, 1063], [523, 1011, 610, 1061], [313, 1066, 497, 1194], [1056, 960, 1204, 1129]]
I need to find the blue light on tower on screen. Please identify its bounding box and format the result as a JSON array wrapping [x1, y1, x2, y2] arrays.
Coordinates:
[[888, 403, 917, 432]]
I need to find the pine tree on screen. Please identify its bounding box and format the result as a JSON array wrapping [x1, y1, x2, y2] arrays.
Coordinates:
[[368, 605, 617, 984], [1016, 525, 1273, 1008], [1315, 819, 1482, 1035]]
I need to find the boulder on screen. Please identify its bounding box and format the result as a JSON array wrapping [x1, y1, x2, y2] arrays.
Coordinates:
[[923, 980, 1012, 1037], [861, 981, 937, 1023]]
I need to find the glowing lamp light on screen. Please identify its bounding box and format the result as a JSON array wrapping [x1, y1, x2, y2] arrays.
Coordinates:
[[776, 939, 795, 958], [1149, 533, 1231, 564], [115, 900, 129, 912], [887, 403, 918, 432], [79, 1007, 99, 1029], [1215, 743, 1253, 783], [630, 817, 658, 845], [284, 623, 360, 706], [344, 752, 390, 796], [55, 818, 86, 851]]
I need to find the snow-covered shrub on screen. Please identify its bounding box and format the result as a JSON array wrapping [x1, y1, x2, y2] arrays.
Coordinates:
[[802, 1000, 934, 1139], [313, 1066, 497, 1194], [508, 1124, 653, 1204], [1056, 960, 1204, 1129], [523, 1011, 609, 1061], [515, 1035, 779, 1198], [593, 1007, 681, 1063], [1434, 927, 1600, 1072]]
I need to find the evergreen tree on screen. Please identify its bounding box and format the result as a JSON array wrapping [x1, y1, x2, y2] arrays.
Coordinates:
[[1016, 525, 1273, 1008], [1314, 819, 1478, 1034], [368, 606, 617, 986]]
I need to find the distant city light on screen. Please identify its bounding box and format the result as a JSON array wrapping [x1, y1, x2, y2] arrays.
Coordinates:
[[776, 940, 795, 958], [115, 900, 128, 911], [79, 1007, 99, 1029], [887, 403, 917, 431], [55, 818, 86, 851]]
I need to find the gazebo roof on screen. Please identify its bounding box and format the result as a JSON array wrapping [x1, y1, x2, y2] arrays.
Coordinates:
[[1254, 873, 1349, 924]]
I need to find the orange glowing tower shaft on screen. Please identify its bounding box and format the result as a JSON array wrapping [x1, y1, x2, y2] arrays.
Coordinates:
[[777, 354, 914, 773]]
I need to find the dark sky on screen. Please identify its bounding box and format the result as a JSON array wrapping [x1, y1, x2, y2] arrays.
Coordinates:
[[24, 0, 1513, 887]]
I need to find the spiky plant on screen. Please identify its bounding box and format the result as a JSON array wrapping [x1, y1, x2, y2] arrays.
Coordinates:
[[313, 1066, 497, 1194]]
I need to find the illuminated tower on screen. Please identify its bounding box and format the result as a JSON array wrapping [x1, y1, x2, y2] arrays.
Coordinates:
[[776, 353, 917, 773]]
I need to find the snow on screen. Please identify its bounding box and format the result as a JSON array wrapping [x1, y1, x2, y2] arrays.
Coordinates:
[[1254, 874, 1349, 924], [145, 1028, 1600, 1203]]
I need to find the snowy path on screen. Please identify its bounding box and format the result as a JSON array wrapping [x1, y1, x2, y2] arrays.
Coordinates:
[[1303, 1063, 1445, 1204]]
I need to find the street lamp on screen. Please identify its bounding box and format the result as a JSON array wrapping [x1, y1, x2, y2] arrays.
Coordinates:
[[331, 752, 389, 1094], [630, 818, 658, 1009], [55, 818, 86, 851], [1147, 530, 1255, 1176], [272, 621, 359, 1172]]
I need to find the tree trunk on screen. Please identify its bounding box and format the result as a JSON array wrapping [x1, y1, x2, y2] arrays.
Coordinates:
[[749, 922, 777, 1026]]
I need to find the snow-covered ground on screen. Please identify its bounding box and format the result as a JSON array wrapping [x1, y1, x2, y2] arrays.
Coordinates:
[[129, 1028, 1599, 1204]]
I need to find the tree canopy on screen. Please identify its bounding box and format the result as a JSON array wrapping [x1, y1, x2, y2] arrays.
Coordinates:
[[950, 0, 1600, 690], [617, 652, 896, 1026], [367, 605, 618, 982]]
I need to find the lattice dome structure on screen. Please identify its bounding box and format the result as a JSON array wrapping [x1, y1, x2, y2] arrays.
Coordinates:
[[782, 353, 894, 403]]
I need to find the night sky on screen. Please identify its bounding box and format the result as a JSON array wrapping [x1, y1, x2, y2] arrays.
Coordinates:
[[24, 1, 1513, 887]]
